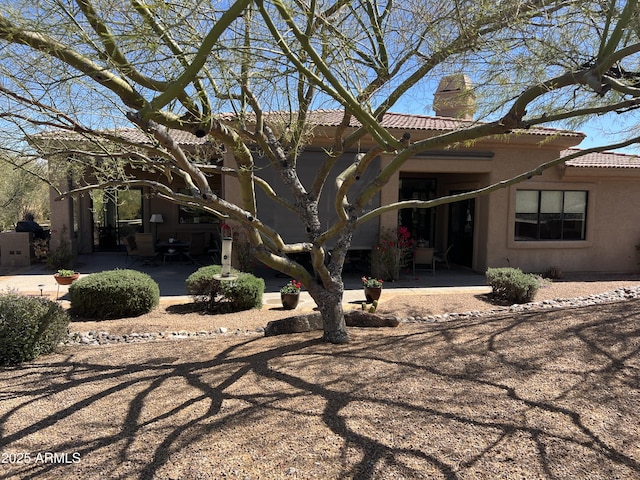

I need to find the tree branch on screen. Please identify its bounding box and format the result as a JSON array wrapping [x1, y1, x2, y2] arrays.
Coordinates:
[[357, 136, 640, 225]]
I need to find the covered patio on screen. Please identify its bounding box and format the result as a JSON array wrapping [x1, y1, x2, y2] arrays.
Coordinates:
[[0, 252, 489, 304]]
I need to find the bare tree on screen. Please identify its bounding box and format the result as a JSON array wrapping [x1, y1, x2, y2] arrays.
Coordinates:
[[0, 0, 639, 342]]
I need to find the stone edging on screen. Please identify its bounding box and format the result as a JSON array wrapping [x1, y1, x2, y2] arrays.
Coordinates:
[[400, 286, 640, 323], [62, 286, 640, 346]]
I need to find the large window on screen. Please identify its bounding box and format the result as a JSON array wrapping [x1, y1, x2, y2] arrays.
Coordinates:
[[515, 190, 587, 241]]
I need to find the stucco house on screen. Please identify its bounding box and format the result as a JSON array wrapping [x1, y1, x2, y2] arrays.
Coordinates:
[[38, 79, 640, 275]]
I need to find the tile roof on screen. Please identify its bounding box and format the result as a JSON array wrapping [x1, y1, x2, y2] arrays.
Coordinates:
[[115, 128, 209, 146], [33, 109, 582, 149], [33, 127, 209, 146], [223, 109, 582, 137], [564, 149, 640, 169]]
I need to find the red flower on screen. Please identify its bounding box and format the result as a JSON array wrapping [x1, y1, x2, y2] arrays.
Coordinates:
[[280, 279, 302, 294]]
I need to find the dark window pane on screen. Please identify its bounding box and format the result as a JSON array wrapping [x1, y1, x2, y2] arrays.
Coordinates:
[[515, 213, 538, 240], [539, 213, 563, 239], [562, 213, 586, 240]]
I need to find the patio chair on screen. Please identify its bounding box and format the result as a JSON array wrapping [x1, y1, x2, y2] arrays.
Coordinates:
[[412, 247, 435, 276], [134, 232, 158, 265], [123, 234, 139, 265], [434, 244, 454, 269]]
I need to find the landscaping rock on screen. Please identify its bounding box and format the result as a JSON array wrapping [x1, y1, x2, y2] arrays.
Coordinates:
[[344, 310, 399, 328], [62, 285, 640, 344], [264, 313, 323, 336], [264, 310, 400, 336]]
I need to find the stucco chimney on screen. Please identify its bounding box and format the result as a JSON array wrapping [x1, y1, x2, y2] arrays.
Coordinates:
[[433, 74, 476, 120]]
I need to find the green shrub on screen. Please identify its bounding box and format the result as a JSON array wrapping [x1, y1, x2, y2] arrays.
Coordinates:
[[68, 269, 160, 319], [186, 265, 264, 313], [543, 266, 564, 280], [486, 267, 540, 304], [0, 294, 70, 366], [47, 225, 73, 270]]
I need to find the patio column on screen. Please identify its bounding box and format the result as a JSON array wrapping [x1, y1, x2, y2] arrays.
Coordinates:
[[48, 161, 76, 261], [379, 154, 400, 233]]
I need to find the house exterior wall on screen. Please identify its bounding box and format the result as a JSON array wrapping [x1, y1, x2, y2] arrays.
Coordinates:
[[394, 142, 566, 273], [44, 118, 640, 275], [481, 147, 640, 274], [482, 143, 568, 272], [225, 149, 381, 250], [388, 136, 640, 275], [48, 173, 77, 260]]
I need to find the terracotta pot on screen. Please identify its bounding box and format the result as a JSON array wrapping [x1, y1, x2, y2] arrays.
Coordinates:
[[364, 286, 382, 303], [53, 272, 80, 285], [281, 292, 300, 310]]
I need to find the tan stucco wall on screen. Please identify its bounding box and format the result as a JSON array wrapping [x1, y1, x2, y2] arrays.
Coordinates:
[[481, 144, 566, 272], [480, 148, 640, 274], [388, 136, 640, 274], [379, 154, 400, 233], [48, 180, 77, 260], [48, 125, 640, 274]]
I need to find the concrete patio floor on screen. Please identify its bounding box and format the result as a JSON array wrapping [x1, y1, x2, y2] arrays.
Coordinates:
[[0, 252, 491, 309]]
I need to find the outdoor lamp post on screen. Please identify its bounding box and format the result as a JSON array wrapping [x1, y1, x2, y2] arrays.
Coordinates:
[[149, 214, 164, 244]]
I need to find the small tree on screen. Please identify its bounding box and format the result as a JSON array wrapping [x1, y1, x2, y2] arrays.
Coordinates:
[[371, 227, 415, 281], [46, 226, 73, 270]]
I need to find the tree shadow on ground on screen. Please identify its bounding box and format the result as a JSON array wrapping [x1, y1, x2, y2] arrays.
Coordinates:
[[1, 300, 639, 479]]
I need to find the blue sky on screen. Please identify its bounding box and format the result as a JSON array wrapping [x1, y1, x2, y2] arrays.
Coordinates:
[[571, 116, 640, 154]]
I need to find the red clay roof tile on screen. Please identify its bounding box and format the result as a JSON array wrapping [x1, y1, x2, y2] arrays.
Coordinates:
[[564, 149, 640, 169]]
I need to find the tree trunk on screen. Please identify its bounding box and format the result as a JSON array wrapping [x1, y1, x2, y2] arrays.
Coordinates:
[[309, 284, 349, 344]]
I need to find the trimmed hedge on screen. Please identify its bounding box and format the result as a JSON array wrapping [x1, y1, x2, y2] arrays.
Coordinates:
[[69, 269, 160, 319], [186, 265, 264, 313], [0, 294, 70, 366], [486, 267, 540, 304]]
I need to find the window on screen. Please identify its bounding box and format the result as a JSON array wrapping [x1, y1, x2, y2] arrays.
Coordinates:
[[177, 188, 221, 224], [515, 190, 587, 241], [178, 205, 220, 224]]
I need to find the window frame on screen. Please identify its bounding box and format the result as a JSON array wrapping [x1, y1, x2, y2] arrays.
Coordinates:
[[507, 183, 594, 250], [514, 189, 588, 241]]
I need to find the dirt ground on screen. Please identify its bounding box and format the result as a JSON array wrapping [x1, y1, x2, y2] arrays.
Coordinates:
[[0, 279, 639, 479], [67, 278, 640, 336]]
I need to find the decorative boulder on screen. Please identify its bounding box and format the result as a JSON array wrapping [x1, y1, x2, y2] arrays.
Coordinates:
[[264, 313, 323, 336], [264, 311, 399, 336], [345, 310, 399, 328]]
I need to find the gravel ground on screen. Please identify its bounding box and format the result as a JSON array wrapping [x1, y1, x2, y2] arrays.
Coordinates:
[[66, 277, 640, 340], [1, 277, 639, 479]]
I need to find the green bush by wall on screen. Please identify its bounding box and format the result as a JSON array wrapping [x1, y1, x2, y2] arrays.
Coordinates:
[[186, 265, 264, 313], [0, 294, 70, 366], [69, 269, 160, 319], [486, 267, 540, 304]]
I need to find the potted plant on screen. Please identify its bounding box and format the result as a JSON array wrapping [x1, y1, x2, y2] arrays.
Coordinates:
[[53, 268, 80, 285], [280, 279, 302, 310], [362, 276, 383, 303]]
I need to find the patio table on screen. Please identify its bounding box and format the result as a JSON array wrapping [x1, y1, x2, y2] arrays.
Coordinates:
[[157, 240, 192, 264]]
